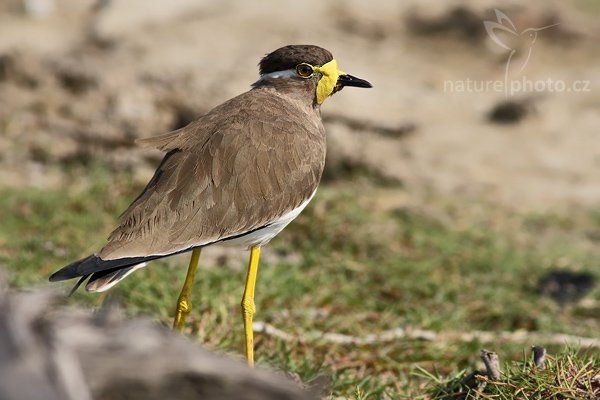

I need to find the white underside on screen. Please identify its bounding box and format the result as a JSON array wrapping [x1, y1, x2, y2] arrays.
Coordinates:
[[222, 190, 316, 248], [86, 262, 147, 292], [88, 190, 317, 292]]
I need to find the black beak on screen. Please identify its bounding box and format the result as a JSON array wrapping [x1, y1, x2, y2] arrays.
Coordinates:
[[337, 74, 372, 88]]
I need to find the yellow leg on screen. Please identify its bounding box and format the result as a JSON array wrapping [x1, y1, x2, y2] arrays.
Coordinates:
[[241, 245, 261, 367], [173, 248, 201, 331]]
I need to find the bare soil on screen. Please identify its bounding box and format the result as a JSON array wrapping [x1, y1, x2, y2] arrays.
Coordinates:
[[1, 0, 599, 212]]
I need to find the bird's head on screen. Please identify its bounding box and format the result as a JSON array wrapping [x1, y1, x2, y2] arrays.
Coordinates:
[[253, 44, 372, 106]]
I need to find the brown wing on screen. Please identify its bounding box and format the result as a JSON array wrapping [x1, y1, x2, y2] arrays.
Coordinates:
[[99, 89, 326, 260]]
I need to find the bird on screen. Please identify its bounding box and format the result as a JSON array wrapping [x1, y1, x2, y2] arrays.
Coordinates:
[[49, 44, 372, 367]]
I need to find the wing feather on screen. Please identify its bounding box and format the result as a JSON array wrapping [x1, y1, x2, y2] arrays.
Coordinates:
[[99, 90, 325, 260]]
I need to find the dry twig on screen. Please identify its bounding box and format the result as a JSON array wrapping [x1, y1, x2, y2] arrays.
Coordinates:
[[532, 345, 546, 370], [253, 321, 600, 348], [480, 349, 501, 380]]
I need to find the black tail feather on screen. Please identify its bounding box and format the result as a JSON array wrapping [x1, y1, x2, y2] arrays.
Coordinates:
[[49, 254, 159, 282], [68, 275, 90, 297], [50, 245, 203, 296], [50, 254, 161, 296]]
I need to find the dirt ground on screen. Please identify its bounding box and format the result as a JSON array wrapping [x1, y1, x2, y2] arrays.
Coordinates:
[[1, 0, 599, 212]]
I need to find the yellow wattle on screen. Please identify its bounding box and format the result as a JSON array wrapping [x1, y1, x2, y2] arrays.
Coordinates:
[[313, 59, 345, 105]]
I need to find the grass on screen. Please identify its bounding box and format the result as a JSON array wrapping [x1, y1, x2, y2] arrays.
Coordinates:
[[0, 164, 599, 398], [423, 348, 599, 399]]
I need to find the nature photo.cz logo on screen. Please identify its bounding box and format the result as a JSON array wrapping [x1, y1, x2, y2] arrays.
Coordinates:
[[444, 9, 592, 96]]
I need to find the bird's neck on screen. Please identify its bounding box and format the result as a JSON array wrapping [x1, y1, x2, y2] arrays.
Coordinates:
[[253, 85, 320, 118]]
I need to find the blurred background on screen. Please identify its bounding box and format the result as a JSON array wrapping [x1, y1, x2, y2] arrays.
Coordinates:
[[0, 0, 599, 398]]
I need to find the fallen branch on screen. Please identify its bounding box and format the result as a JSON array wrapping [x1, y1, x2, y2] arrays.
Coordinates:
[[253, 322, 435, 344], [0, 281, 314, 400], [253, 322, 600, 348]]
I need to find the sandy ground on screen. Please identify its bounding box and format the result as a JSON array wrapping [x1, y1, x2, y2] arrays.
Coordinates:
[[1, 0, 599, 212]]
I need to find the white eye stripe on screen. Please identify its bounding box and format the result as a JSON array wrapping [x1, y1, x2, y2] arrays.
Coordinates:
[[255, 69, 298, 84]]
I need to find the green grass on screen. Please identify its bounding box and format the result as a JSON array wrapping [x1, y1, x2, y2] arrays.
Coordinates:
[[0, 165, 598, 398], [424, 348, 599, 399]]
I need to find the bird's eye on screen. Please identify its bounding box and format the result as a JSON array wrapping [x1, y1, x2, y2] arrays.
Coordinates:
[[296, 63, 314, 78]]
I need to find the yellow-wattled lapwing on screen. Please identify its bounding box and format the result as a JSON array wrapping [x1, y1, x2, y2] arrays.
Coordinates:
[[50, 44, 371, 366]]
